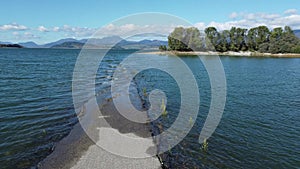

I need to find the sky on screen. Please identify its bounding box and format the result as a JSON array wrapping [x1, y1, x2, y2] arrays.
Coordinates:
[[1, 0, 300, 44]]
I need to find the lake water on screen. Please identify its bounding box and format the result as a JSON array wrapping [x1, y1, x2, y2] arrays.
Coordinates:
[[0, 48, 299, 168]]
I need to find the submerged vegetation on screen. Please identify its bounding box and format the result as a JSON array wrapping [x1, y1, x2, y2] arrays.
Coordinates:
[[142, 88, 147, 96], [202, 138, 209, 152], [161, 99, 168, 117], [163, 25, 300, 54], [189, 117, 194, 126]]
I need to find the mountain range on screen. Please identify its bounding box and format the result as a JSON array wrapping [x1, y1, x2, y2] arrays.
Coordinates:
[[1, 30, 300, 49], [0, 36, 167, 49]]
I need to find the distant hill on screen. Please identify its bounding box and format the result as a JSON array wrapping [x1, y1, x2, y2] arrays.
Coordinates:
[[293, 30, 300, 39], [45, 36, 124, 48], [19, 41, 40, 48], [1, 36, 168, 49], [1, 29, 299, 49], [42, 38, 79, 48], [86, 36, 123, 45], [51, 42, 85, 49], [116, 39, 168, 49], [50, 36, 167, 49]]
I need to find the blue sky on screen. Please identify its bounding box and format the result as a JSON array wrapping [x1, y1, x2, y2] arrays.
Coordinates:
[[1, 0, 300, 44]]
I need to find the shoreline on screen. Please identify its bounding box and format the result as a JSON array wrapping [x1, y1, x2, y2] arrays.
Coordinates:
[[38, 85, 161, 169], [139, 50, 300, 58]]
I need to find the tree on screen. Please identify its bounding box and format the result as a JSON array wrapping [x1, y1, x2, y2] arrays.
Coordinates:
[[167, 25, 300, 53], [257, 26, 300, 53], [257, 26, 270, 45], [229, 27, 239, 51], [247, 26, 270, 51], [282, 26, 299, 45], [270, 27, 283, 42], [278, 27, 299, 53], [168, 27, 203, 51], [292, 45, 300, 53], [186, 27, 203, 51], [205, 27, 219, 51], [284, 26, 293, 34], [216, 30, 230, 52], [168, 27, 189, 51], [247, 28, 257, 51], [258, 43, 269, 53], [232, 27, 248, 51], [159, 45, 167, 51]]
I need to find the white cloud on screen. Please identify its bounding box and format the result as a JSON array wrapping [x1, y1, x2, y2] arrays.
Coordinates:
[[61, 23, 185, 39], [52, 26, 60, 32], [284, 9, 298, 15], [37, 26, 49, 32], [53, 25, 97, 37], [195, 10, 300, 30], [243, 13, 256, 20], [194, 22, 206, 30], [12, 31, 40, 40], [95, 23, 176, 38], [229, 12, 238, 19], [3, 9, 300, 43], [0, 23, 27, 31], [45, 10, 300, 39]]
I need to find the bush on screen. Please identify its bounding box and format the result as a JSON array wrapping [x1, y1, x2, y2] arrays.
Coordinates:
[[292, 45, 300, 53], [159, 45, 167, 51], [258, 43, 269, 53]]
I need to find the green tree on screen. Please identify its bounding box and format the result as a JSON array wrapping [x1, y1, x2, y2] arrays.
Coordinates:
[[216, 30, 230, 52], [284, 26, 293, 34], [279, 27, 300, 53], [186, 27, 203, 51], [292, 45, 300, 53], [168, 27, 189, 51], [229, 27, 239, 51], [168, 27, 203, 51], [259, 26, 299, 53], [247, 26, 270, 51], [258, 43, 269, 53], [167, 25, 300, 53], [257, 26, 270, 45], [205, 27, 219, 51], [247, 28, 257, 51], [270, 27, 283, 42], [235, 28, 248, 51], [159, 45, 167, 51]]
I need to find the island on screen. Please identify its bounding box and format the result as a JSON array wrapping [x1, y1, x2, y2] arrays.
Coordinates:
[[156, 25, 300, 57]]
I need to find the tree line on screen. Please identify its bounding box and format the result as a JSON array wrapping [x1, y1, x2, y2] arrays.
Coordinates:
[[159, 26, 300, 53]]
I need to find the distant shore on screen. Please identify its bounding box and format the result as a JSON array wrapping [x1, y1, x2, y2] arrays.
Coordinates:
[[140, 51, 300, 58]]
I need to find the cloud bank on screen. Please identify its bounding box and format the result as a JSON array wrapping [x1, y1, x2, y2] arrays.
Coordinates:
[[195, 9, 300, 30], [1, 9, 300, 43], [0, 23, 27, 31]]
